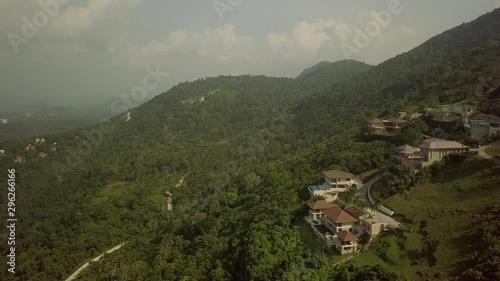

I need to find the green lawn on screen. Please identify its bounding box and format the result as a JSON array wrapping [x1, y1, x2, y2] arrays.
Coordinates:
[[296, 158, 500, 280], [375, 158, 500, 280], [485, 145, 500, 156]]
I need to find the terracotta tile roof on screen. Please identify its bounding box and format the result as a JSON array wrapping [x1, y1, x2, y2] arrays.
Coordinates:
[[323, 170, 355, 179], [344, 206, 364, 219], [419, 138, 468, 150], [337, 230, 359, 242], [307, 200, 334, 210], [369, 118, 384, 124], [323, 206, 358, 223]]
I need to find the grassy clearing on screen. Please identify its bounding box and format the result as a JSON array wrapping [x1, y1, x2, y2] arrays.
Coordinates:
[[376, 158, 500, 280], [296, 158, 500, 280], [296, 219, 324, 253], [92, 182, 132, 206], [485, 145, 500, 156]]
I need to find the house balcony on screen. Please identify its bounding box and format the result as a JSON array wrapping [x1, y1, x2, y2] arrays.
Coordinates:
[[304, 215, 322, 226]]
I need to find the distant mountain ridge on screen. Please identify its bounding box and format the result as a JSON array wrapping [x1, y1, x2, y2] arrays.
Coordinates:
[[2, 7, 500, 281], [296, 59, 372, 89]]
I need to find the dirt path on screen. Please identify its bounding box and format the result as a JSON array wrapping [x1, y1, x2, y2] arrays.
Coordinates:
[[332, 255, 354, 267], [65, 243, 125, 281]]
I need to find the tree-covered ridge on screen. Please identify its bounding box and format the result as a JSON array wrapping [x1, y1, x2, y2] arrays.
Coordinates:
[[322, 8, 499, 113], [296, 59, 373, 90], [1, 7, 500, 281]]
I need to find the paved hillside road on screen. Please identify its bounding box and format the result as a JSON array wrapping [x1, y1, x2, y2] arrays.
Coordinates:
[[474, 139, 500, 165], [356, 173, 401, 229], [65, 243, 126, 281], [357, 174, 382, 204]]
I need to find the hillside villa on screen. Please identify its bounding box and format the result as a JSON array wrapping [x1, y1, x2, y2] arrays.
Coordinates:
[[396, 145, 421, 165], [308, 170, 361, 202], [464, 113, 500, 138], [425, 103, 477, 123], [385, 117, 408, 133], [368, 118, 385, 133], [419, 138, 469, 167], [368, 117, 408, 134], [304, 200, 387, 254]]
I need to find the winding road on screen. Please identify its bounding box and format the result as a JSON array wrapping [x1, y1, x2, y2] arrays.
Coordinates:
[[474, 139, 500, 165], [65, 243, 125, 281], [356, 174, 400, 229]]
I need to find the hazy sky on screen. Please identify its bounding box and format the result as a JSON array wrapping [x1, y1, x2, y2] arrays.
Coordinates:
[[1, 0, 499, 105]]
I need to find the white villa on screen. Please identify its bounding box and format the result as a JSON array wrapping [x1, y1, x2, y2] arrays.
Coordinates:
[[308, 170, 361, 202]]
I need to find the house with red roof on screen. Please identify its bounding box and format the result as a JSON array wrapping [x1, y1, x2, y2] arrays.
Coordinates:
[[335, 231, 359, 254], [304, 200, 386, 254], [305, 200, 333, 225]]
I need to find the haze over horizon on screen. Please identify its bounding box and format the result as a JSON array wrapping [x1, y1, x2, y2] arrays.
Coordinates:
[[1, 0, 500, 106]]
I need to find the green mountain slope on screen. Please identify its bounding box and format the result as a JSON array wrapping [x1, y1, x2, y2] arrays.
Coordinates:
[[1, 7, 500, 281], [296, 59, 372, 90], [294, 8, 500, 139]]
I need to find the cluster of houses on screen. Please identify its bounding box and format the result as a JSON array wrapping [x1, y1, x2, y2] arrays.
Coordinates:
[[306, 170, 388, 254], [425, 103, 500, 137], [370, 102, 500, 139], [396, 137, 470, 167], [1, 137, 54, 161]]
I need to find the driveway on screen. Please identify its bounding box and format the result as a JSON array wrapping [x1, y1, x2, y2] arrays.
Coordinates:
[[472, 139, 500, 165], [356, 173, 401, 229], [364, 207, 401, 229]]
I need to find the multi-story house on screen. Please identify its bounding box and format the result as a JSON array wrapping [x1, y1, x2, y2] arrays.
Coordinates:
[[384, 117, 408, 133], [305, 200, 334, 225], [368, 118, 385, 133], [304, 201, 388, 254], [464, 113, 500, 138], [308, 170, 359, 201], [323, 205, 359, 233], [420, 138, 469, 167]]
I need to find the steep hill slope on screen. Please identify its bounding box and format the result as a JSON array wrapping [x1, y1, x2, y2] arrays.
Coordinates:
[[296, 59, 372, 90], [1, 8, 500, 281], [294, 8, 500, 139]]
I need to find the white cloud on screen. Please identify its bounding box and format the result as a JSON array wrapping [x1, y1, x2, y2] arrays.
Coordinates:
[[51, 0, 144, 36], [267, 19, 340, 54], [123, 24, 253, 64]]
